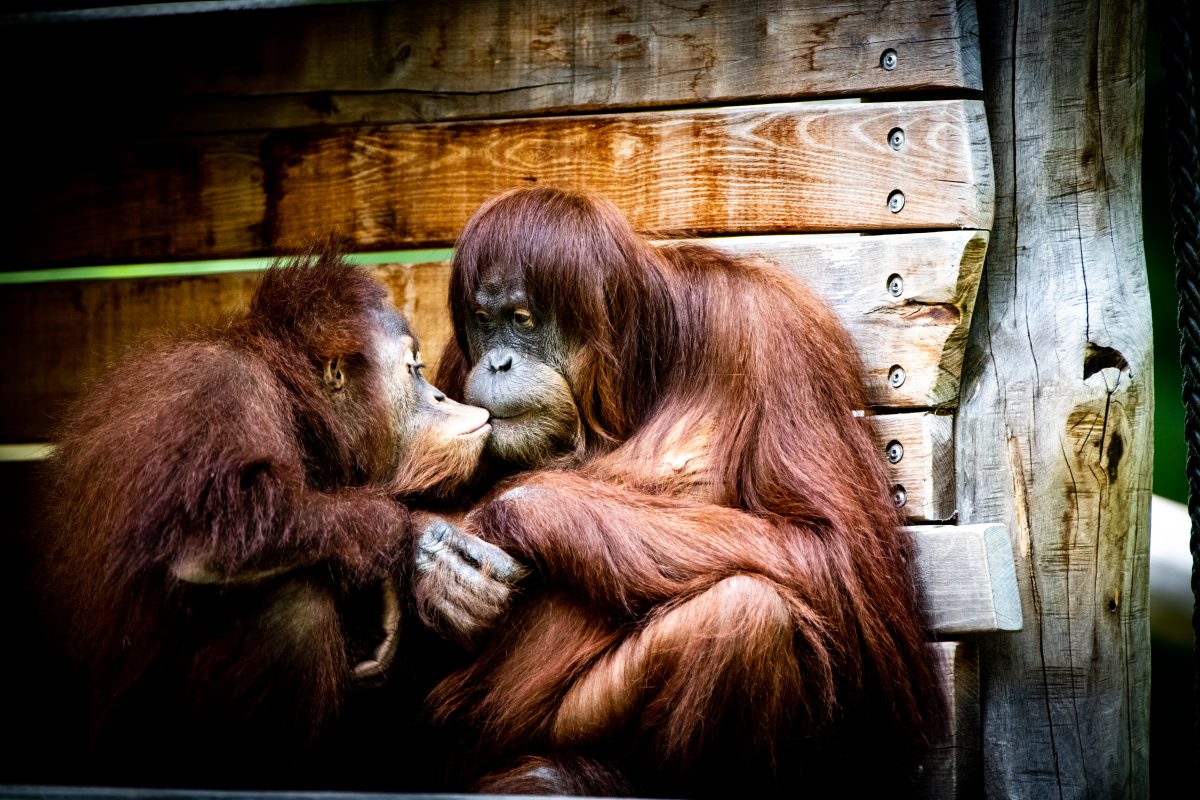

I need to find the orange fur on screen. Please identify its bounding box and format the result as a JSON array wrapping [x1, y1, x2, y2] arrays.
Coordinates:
[[429, 188, 945, 796]]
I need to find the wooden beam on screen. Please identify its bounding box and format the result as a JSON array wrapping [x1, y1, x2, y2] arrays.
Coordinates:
[[1, 0, 982, 134], [871, 412, 956, 523], [13, 100, 994, 267], [0, 230, 987, 442], [910, 524, 1022, 635], [959, 1, 1151, 793], [909, 641, 981, 800]]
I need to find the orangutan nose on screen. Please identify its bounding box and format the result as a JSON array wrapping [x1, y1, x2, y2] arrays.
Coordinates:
[[485, 349, 515, 374]]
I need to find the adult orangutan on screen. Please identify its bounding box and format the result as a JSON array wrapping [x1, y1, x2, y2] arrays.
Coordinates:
[[40, 248, 523, 787], [428, 187, 945, 796]]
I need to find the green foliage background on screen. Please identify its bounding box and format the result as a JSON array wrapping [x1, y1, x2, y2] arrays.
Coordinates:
[[1145, 29, 1186, 506]]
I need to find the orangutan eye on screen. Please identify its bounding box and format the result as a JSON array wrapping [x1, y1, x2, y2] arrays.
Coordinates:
[[474, 310, 492, 325], [513, 308, 535, 329]]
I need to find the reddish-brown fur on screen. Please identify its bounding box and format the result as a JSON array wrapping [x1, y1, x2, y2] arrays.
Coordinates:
[[41, 250, 477, 787], [430, 188, 946, 795]]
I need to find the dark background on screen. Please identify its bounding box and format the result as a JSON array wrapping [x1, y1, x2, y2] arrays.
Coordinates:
[[1136, 1, 1192, 793]]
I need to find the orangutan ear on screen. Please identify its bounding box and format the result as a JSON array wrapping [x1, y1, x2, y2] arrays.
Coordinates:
[[322, 356, 346, 392]]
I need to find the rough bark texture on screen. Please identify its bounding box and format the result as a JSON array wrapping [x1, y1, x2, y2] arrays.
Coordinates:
[[958, 0, 1151, 796]]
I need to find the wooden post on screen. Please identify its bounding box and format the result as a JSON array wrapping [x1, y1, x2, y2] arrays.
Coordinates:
[[958, 0, 1151, 796]]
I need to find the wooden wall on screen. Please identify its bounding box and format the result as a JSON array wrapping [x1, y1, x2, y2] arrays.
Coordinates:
[[0, 1, 1150, 797], [0, 1, 993, 537]]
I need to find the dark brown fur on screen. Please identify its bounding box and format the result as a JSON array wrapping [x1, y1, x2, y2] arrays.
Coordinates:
[[430, 188, 946, 796], [41, 250, 487, 787]]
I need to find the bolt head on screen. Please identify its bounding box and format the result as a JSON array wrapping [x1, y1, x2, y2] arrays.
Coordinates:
[[889, 128, 905, 150], [888, 274, 904, 297], [886, 440, 904, 463], [892, 485, 907, 508], [881, 49, 898, 70], [889, 365, 906, 388], [888, 190, 905, 213]]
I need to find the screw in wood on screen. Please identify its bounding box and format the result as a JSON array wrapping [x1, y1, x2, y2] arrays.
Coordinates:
[[892, 485, 907, 508], [889, 365, 906, 388], [888, 127, 905, 150], [887, 273, 904, 297], [886, 440, 904, 464], [881, 48, 898, 70], [888, 190, 905, 213]]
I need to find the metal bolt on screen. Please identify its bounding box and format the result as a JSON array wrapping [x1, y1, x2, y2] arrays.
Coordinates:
[[889, 365, 906, 388], [881, 48, 898, 71], [908, 762, 925, 781], [887, 273, 904, 297], [888, 190, 905, 213], [886, 440, 904, 464], [888, 127, 905, 150], [892, 485, 908, 508]]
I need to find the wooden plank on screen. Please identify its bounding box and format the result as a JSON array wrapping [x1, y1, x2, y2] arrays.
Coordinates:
[[12, 100, 994, 268], [910, 524, 1022, 635], [1, 0, 982, 135], [870, 412, 956, 523], [267, 100, 995, 249], [15, 135, 269, 270], [908, 641, 981, 800], [0, 230, 987, 441], [958, 1, 1151, 795]]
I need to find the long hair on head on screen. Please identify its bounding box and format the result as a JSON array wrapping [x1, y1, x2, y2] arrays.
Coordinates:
[[445, 187, 679, 447]]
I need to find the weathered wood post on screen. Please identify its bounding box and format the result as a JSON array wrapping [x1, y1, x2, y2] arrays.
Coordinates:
[[958, 0, 1152, 796]]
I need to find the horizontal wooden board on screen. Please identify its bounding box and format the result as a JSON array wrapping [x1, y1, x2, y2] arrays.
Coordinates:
[[15, 137, 269, 270], [1, 0, 982, 134], [0, 231, 987, 443], [12, 100, 994, 268], [268, 100, 995, 249], [911, 523, 1023, 635], [870, 412, 956, 522]]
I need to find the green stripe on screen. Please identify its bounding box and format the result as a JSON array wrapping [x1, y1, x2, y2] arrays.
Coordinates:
[[0, 444, 54, 462], [0, 249, 455, 286]]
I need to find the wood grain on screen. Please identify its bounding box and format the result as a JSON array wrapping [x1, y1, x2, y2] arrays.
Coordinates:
[[13, 100, 994, 268], [959, 1, 1151, 794], [267, 99, 995, 249], [0, 231, 987, 442], [0, 0, 982, 134], [910, 524, 1022, 635], [15, 135, 268, 269]]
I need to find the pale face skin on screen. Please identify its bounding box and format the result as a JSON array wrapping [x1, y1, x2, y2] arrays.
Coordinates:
[[366, 305, 528, 652], [331, 306, 491, 494]]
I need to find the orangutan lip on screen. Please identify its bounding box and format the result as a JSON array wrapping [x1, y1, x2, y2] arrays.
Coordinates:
[[488, 409, 536, 423], [460, 420, 492, 437]]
